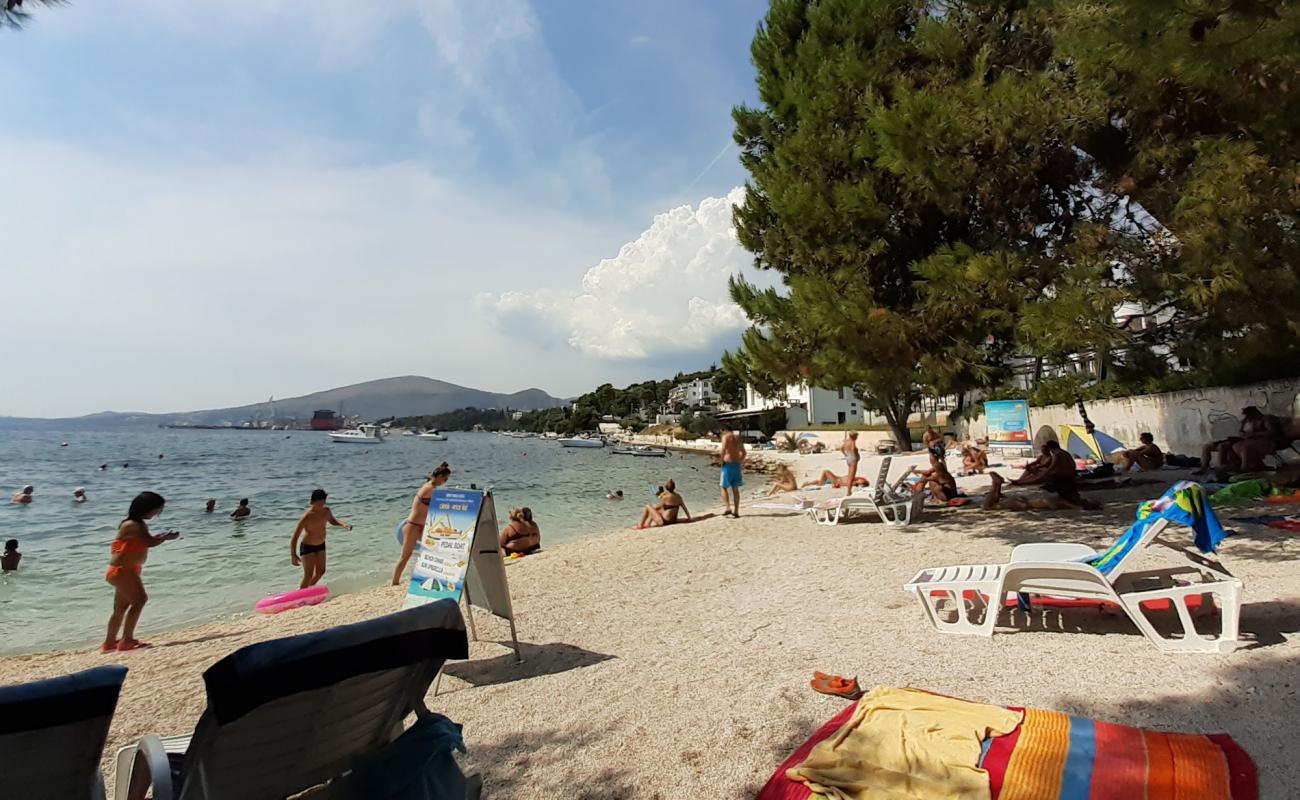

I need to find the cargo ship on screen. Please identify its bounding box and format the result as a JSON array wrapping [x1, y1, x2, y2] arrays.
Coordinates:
[[310, 410, 342, 431]]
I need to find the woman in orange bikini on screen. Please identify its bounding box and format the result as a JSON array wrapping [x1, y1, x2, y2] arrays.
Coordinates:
[[391, 462, 452, 585], [103, 491, 179, 652]]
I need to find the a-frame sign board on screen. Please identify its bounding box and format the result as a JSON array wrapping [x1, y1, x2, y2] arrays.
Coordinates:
[[403, 487, 521, 662]]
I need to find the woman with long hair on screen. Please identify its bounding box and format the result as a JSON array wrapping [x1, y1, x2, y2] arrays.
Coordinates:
[[392, 462, 452, 585], [103, 491, 179, 652], [638, 479, 691, 528]]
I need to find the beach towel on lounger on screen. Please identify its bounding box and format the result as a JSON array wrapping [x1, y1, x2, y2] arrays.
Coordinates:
[[1090, 481, 1226, 575], [757, 689, 1258, 800]]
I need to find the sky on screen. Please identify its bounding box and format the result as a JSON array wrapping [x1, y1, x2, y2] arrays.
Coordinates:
[[0, 0, 774, 417]]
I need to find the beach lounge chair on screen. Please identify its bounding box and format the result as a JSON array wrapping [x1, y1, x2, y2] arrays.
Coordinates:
[[113, 600, 472, 800], [806, 457, 923, 526], [0, 665, 128, 800], [903, 481, 1242, 653]]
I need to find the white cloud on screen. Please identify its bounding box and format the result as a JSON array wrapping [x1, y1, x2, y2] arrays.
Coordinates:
[[629, 34, 651, 46], [481, 187, 773, 360]]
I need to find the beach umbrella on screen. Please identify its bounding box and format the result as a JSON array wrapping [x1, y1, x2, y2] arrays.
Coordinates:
[[797, 432, 818, 439], [1060, 424, 1127, 461]]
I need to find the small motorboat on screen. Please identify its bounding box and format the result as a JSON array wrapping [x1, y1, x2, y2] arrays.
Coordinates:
[[329, 424, 385, 444], [558, 435, 605, 448], [611, 445, 668, 457], [417, 430, 447, 440]]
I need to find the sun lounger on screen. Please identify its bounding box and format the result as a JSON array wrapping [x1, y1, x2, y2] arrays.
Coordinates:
[[806, 457, 923, 526], [0, 665, 127, 800], [114, 600, 472, 800], [903, 482, 1242, 653], [756, 688, 1258, 800]]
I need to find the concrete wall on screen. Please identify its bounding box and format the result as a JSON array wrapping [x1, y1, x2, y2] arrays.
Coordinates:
[[959, 378, 1300, 456]]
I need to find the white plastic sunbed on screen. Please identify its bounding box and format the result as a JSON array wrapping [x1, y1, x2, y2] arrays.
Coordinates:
[[806, 457, 923, 526], [903, 517, 1242, 653]]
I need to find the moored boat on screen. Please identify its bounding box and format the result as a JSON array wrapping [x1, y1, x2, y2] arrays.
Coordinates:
[[329, 424, 385, 443]]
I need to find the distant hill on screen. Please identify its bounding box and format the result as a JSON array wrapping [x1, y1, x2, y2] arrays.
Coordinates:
[[0, 376, 568, 429]]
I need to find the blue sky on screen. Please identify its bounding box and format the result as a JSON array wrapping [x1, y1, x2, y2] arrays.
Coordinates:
[[0, 0, 771, 416]]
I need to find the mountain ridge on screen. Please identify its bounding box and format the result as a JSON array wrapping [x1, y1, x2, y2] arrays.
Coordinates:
[[0, 376, 568, 428]]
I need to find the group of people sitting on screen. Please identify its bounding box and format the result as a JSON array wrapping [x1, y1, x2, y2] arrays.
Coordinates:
[[1195, 405, 1300, 477]]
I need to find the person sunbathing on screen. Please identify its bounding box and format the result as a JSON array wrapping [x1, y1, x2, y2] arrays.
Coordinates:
[[802, 470, 868, 490], [1120, 432, 1165, 473], [638, 480, 691, 528], [500, 507, 541, 554], [911, 446, 958, 502], [984, 442, 1092, 510], [766, 465, 799, 496], [1195, 406, 1290, 476], [961, 446, 988, 476]]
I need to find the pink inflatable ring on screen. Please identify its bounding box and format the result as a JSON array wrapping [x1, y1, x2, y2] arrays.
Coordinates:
[[255, 585, 329, 614]]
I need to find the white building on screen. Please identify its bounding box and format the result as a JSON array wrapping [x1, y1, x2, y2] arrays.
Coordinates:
[[668, 378, 722, 410], [735, 383, 864, 426]]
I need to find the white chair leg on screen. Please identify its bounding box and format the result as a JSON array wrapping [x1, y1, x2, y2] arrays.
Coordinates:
[[1120, 582, 1242, 654], [911, 582, 1000, 636]]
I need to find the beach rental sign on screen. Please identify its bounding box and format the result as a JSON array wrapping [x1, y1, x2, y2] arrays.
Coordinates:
[[404, 488, 482, 606], [985, 400, 1031, 449]]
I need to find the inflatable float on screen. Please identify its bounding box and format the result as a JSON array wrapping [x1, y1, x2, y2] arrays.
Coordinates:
[[255, 585, 329, 614]]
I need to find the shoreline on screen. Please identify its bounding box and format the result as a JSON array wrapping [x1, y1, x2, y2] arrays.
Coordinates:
[[4, 467, 1299, 797]]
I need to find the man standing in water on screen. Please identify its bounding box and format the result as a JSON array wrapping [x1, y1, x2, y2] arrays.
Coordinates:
[[720, 429, 747, 518]]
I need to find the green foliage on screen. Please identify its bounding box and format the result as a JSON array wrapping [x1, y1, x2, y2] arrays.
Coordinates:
[[391, 407, 508, 431], [619, 414, 646, 433], [758, 407, 788, 438], [776, 432, 800, 452], [727, 0, 1300, 442]]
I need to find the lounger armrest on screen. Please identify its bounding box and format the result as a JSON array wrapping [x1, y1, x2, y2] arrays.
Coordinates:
[[119, 735, 174, 800]]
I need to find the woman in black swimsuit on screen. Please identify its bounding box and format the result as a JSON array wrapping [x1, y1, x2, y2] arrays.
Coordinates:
[[638, 479, 691, 528], [391, 462, 451, 585]]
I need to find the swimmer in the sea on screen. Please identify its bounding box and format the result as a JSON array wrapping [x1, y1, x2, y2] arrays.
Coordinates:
[[10, 485, 34, 505], [204, 498, 217, 513], [230, 498, 251, 519], [607, 489, 624, 500], [2, 539, 20, 572], [73, 487, 88, 504]]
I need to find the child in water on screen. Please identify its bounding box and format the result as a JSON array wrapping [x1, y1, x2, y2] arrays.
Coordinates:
[[2, 539, 20, 572], [290, 489, 352, 589], [230, 498, 251, 519]]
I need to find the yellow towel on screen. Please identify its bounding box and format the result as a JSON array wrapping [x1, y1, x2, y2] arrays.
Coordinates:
[[786, 686, 1023, 800]]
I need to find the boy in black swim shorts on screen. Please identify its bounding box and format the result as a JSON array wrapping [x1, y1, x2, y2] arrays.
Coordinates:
[[290, 489, 352, 589]]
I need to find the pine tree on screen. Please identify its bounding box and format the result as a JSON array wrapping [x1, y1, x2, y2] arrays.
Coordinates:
[[726, 0, 1101, 447], [726, 0, 1300, 443]]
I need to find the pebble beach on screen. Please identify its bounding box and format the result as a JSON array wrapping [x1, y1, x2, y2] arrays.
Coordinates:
[[3, 454, 1299, 798]]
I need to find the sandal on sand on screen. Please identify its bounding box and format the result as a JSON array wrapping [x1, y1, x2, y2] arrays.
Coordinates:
[[810, 674, 863, 700], [117, 639, 152, 652]]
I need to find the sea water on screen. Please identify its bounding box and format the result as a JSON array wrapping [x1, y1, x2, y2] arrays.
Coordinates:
[[0, 429, 722, 654]]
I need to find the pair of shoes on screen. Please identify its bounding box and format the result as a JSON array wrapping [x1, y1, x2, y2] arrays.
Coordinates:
[[810, 672, 863, 700], [116, 639, 152, 652]]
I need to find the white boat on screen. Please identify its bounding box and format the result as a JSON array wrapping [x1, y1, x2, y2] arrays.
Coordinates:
[[329, 424, 385, 444], [416, 430, 447, 440], [401, 430, 417, 437], [558, 435, 605, 448], [612, 445, 668, 457]]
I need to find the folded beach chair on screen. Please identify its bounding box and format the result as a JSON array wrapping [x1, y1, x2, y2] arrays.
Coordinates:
[[903, 481, 1241, 653], [0, 664, 128, 800], [806, 457, 923, 526], [756, 687, 1258, 800], [114, 600, 472, 800]]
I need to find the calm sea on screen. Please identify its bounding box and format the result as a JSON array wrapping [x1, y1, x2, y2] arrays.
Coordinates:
[[0, 428, 720, 654]]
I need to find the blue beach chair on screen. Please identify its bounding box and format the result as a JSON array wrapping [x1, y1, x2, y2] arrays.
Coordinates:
[[0, 664, 128, 800], [114, 600, 473, 800]]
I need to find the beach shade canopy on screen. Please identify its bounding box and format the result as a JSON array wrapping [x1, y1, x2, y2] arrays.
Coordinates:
[[1060, 424, 1127, 461], [797, 432, 818, 439]]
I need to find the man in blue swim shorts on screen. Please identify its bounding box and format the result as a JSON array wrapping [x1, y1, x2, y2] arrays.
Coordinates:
[[719, 429, 747, 517]]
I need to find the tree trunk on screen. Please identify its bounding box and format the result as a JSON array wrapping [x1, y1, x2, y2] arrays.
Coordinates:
[[880, 393, 915, 451]]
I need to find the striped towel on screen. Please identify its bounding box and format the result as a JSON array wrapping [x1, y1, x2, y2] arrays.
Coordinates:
[[986, 708, 1257, 800], [756, 697, 1257, 800]]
